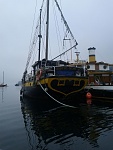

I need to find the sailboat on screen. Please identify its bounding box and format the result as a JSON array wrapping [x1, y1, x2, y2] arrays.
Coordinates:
[[20, 0, 88, 104], [0, 71, 7, 87]]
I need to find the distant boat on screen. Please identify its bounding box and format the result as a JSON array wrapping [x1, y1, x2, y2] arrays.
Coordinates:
[[15, 81, 22, 86], [0, 84, 7, 87], [15, 83, 19, 86], [0, 71, 7, 87], [20, 0, 88, 105]]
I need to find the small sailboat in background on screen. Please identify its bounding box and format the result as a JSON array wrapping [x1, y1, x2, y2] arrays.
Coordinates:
[[0, 71, 7, 87]]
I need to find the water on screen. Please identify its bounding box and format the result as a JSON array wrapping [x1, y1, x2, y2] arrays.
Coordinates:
[[0, 86, 113, 150]]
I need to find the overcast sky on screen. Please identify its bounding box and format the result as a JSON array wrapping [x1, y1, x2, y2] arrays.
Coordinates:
[[0, 0, 113, 85]]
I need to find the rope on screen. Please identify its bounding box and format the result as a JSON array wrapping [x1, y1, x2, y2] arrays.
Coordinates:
[[38, 81, 76, 108]]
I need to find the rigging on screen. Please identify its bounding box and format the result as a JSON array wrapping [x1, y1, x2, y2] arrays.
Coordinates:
[[54, 0, 78, 47], [24, 0, 45, 74], [23, 0, 78, 76]]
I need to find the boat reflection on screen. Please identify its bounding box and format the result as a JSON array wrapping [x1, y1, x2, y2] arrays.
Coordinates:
[[0, 87, 4, 101], [20, 97, 113, 150]]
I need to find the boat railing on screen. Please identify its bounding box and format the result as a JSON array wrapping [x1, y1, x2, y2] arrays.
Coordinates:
[[53, 66, 87, 77], [34, 65, 88, 78]]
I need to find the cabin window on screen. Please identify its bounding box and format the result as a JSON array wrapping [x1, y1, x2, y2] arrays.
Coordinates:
[[55, 70, 75, 76], [87, 65, 90, 69], [103, 65, 107, 69]]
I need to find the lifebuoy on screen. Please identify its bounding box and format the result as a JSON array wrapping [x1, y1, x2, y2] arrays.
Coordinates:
[[86, 92, 92, 99], [36, 70, 42, 81]]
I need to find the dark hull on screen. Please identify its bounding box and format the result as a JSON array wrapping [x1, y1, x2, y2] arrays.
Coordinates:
[[21, 85, 48, 99], [21, 84, 86, 106], [20, 93, 61, 111], [0, 84, 7, 87], [85, 85, 113, 101]]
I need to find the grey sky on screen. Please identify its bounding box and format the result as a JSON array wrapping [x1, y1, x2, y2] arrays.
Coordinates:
[[0, 0, 113, 85]]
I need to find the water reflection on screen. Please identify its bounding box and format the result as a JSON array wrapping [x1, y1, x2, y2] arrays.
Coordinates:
[[0, 87, 4, 101], [20, 98, 113, 150]]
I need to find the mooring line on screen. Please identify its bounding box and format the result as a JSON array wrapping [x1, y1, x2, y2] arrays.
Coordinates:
[[38, 81, 76, 108]]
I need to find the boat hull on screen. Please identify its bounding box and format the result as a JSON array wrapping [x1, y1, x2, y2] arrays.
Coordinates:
[[85, 85, 113, 100], [0, 84, 7, 87], [21, 76, 88, 105]]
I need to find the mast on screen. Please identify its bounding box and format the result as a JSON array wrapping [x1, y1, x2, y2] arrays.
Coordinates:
[[45, 0, 50, 60], [38, 9, 42, 61], [3, 71, 4, 84]]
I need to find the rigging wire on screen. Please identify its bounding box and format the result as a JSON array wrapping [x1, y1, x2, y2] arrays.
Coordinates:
[[52, 0, 78, 61], [48, 35, 52, 60], [52, 0, 74, 61], [52, 0, 62, 57], [51, 44, 76, 61], [24, 0, 79, 75], [28, 0, 38, 58], [26, 0, 38, 71], [31, 1, 47, 66], [54, 0, 78, 47], [24, 0, 45, 73]]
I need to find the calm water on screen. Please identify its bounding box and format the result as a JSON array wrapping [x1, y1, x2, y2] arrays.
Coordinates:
[[0, 86, 113, 150]]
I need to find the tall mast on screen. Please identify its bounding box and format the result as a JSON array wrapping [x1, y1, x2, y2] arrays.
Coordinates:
[[3, 71, 4, 84], [38, 9, 42, 61], [45, 0, 50, 60]]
